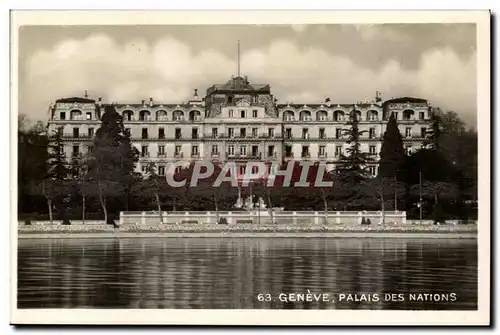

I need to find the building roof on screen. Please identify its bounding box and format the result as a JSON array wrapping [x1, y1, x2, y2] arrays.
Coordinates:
[[55, 97, 96, 103], [277, 103, 382, 109], [110, 103, 204, 110], [206, 76, 271, 95]]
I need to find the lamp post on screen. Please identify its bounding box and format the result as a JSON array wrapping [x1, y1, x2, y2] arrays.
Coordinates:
[[419, 171, 423, 225]]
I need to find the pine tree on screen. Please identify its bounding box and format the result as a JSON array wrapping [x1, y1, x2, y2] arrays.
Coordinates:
[[336, 108, 373, 182], [88, 105, 139, 224], [378, 113, 406, 179]]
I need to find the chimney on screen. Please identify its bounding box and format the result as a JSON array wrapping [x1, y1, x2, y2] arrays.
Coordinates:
[[142, 99, 145, 106], [98, 97, 102, 105], [84, 90, 88, 98], [149, 97, 154, 107], [193, 88, 199, 98]]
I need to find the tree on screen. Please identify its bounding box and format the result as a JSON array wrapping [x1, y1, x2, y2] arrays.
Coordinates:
[[378, 113, 406, 179], [69, 153, 90, 224], [336, 108, 373, 182], [42, 127, 70, 223], [360, 176, 404, 225], [133, 162, 171, 224], [88, 106, 139, 223]]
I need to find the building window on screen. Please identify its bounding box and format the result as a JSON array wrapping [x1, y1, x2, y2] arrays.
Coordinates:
[[212, 128, 218, 137], [211, 145, 219, 155], [192, 145, 199, 156], [301, 146, 310, 158], [72, 145, 79, 157], [240, 145, 247, 156], [158, 165, 165, 176], [175, 128, 181, 139], [86, 112, 92, 120], [125, 128, 131, 136], [229, 110, 234, 118], [319, 145, 326, 156], [175, 166, 182, 174], [369, 145, 376, 155], [239, 165, 246, 175], [252, 166, 258, 174], [60, 112, 66, 120], [192, 128, 199, 139], [405, 145, 413, 155], [302, 128, 309, 139], [88, 128, 94, 138], [286, 128, 292, 139], [335, 128, 342, 139], [268, 128, 274, 137], [228, 128, 234, 138], [335, 146, 343, 157], [227, 96, 234, 104], [369, 128, 376, 139], [142, 128, 148, 139], [88, 145, 94, 153], [285, 145, 292, 157], [253, 110, 258, 118], [419, 112, 425, 120], [158, 128, 165, 139], [141, 145, 149, 157], [319, 128, 325, 139], [268, 145, 275, 157], [158, 145, 165, 156], [252, 145, 259, 156], [175, 145, 182, 156], [73, 127, 79, 138], [368, 166, 376, 176], [405, 127, 412, 138], [252, 128, 258, 137], [228, 145, 234, 156], [392, 112, 399, 120], [421, 127, 427, 138], [240, 110, 246, 118], [141, 165, 147, 173], [240, 128, 246, 137]]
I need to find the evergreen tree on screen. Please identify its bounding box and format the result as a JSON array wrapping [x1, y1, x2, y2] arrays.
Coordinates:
[[378, 113, 406, 179], [41, 127, 70, 223], [336, 108, 373, 182], [88, 105, 139, 224]]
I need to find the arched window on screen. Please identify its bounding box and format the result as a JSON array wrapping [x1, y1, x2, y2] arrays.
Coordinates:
[[333, 110, 345, 121], [156, 110, 167, 121], [122, 110, 134, 121], [299, 110, 312, 121], [139, 110, 151, 121], [316, 110, 328, 121], [70, 109, 83, 120], [189, 110, 202, 121], [403, 109, 415, 121], [173, 110, 185, 121], [283, 110, 295, 121], [367, 110, 379, 121]]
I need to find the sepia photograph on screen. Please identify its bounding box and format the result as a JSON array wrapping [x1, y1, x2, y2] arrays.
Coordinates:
[[10, 10, 490, 326]]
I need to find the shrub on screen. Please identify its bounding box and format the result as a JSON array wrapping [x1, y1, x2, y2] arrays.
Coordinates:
[[366, 218, 372, 225], [24, 218, 32, 226], [218, 217, 228, 225], [62, 218, 71, 225], [361, 217, 367, 225]]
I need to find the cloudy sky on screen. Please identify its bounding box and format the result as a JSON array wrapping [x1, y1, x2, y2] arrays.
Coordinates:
[[19, 24, 477, 126]]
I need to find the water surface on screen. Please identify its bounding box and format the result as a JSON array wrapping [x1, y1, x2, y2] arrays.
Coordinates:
[[17, 237, 477, 310]]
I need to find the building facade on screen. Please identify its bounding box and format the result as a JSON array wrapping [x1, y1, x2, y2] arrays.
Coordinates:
[[47, 75, 432, 177]]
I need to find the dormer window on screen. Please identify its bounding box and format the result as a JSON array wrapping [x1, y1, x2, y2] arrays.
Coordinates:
[[227, 96, 234, 104]]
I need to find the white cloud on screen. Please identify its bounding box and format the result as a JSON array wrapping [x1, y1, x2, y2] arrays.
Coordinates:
[[23, 33, 477, 125]]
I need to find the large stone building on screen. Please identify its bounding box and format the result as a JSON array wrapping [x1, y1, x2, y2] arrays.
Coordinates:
[[47, 75, 432, 177]]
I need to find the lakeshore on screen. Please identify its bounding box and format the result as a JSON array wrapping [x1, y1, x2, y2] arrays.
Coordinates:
[[17, 223, 478, 239]]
